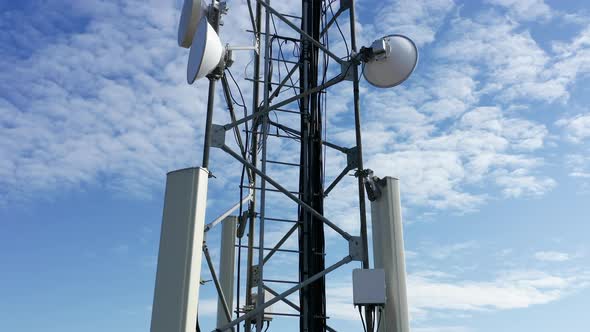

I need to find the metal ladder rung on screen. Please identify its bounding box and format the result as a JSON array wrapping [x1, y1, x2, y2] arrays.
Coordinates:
[[244, 130, 301, 140], [263, 279, 299, 284], [240, 185, 302, 195], [258, 216, 302, 224], [274, 108, 305, 114], [246, 30, 301, 43], [238, 309, 302, 318], [266, 160, 302, 167], [245, 77, 299, 89], [270, 57, 300, 65], [234, 245, 301, 254], [279, 13, 302, 20]]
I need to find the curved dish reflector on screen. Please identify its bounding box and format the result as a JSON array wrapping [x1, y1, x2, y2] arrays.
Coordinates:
[[363, 35, 418, 88], [187, 17, 224, 84], [178, 0, 206, 48]]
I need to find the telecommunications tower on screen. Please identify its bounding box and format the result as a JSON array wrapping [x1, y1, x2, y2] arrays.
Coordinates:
[[149, 1, 418, 332]]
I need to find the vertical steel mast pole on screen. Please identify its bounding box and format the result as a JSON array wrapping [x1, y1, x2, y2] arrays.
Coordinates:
[[299, 1, 312, 329], [202, 1, 222, 168], [244, 1, 262, 332], [348, 1, 374, 330], [256, 1, 273, 331], [300, 0, 326, 331]]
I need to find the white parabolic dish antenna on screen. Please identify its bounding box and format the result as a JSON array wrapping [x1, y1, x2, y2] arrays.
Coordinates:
[[187, 16, 225, 84], [178, 0, 207, 48], [363, 34, 418, 88]]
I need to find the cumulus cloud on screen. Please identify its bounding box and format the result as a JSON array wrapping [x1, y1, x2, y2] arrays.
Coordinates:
[[556, 113, 590, 143], [0, 0, 565, 215], [565, 154, 590, 180], [436, 14, 590, 104], [0, 0, 256, 202], [436, 14, 559, 103], [362, 106, 552, 210], [372, 0, 456, 46], [323, 266, 589, 326], [409, 271, 563, 312]]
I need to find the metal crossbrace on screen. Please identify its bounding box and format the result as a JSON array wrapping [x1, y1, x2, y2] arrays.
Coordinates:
[[267, 120, 350, 152], [319, 0, 348, 38], [203, 243, 235, 332], [255, 0, 344, 65], [223, 74, 344, 131], [213, 255, 352, 332], [221, 144, 352, 241], [259, 286, 341, 332], [324, 165, 352, 196], [205, 190, 253, 232], [269, 63, 300, 102], [263, 223, 299, 263]]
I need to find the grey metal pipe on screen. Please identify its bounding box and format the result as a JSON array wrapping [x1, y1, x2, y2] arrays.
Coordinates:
[[348, 0, 374, 329]]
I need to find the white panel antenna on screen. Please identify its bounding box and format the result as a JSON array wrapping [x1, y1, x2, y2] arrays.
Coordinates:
[[150, 168, 209, 332]]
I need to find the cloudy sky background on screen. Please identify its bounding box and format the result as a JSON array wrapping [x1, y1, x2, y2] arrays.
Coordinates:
[[1, 0, 590, 331]]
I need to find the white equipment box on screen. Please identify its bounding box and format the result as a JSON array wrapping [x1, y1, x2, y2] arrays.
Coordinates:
[[352, 268, 386, 305], [250, 290, 275, 322]]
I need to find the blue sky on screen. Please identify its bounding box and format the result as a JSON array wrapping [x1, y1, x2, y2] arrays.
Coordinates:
[[1, 0, 590, 331]]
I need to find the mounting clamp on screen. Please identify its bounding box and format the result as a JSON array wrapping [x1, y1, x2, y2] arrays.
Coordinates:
[[346, 146, 359, 169], [341, 61, 356, 81], [355, 169, 382, 201], [348, 236, 364, 261], [211, 124, 226, 148]]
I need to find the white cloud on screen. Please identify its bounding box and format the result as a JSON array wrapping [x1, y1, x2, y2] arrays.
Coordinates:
[[322, 266, 589, 327], [0, 0, 559, 216], [409, 269, 583, 313], [372, 0, 456, 46], [494, 169, 556, 198], [436, 16, 590, 105], [534, 251, 570, 262], [363, 106, 552, 210], [556, 113, 590, 143], [436, 14, 562, 103], [0, 0, 256, 202], [485, 0, 552, 21], [430, 241, 478, 260], [565, 154, 590, 180]]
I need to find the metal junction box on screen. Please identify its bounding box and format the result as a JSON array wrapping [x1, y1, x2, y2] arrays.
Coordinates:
[[352, 268, 386, 306]]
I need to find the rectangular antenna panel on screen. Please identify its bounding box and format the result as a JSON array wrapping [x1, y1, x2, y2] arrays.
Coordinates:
[[150, 167, 209, 332], [371, 177, 410, 332]]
